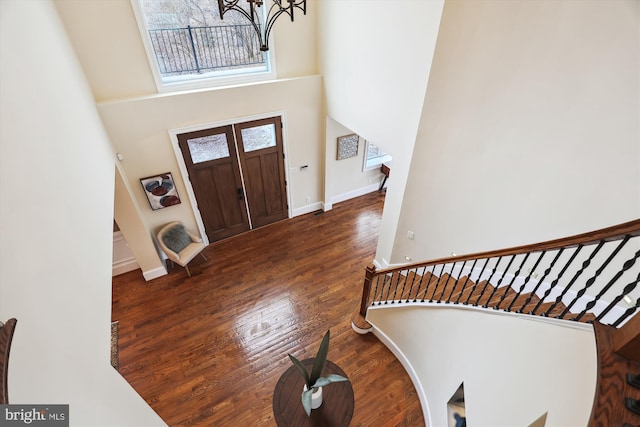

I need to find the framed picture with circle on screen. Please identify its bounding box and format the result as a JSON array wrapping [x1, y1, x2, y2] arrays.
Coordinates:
[[140, 172, 181, 210]]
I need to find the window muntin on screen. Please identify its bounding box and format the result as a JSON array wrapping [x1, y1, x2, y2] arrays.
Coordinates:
[[132, 0, 275, 91]]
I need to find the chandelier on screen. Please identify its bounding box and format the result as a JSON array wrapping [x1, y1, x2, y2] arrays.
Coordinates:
[[217, 0, 307, 52]]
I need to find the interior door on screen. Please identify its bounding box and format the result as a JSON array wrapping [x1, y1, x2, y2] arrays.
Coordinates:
[[177, 126, 250, 242], [235, 117, 288, 229]]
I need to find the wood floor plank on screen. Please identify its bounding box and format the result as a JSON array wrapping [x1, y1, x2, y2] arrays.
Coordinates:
[[112, 191, 424, 427]]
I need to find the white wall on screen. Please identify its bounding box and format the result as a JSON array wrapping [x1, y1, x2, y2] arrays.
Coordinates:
[[0, 1, 165, 425], [54, 0, 318, 103], [318, 0, 445, 266], [54, 0, 323, 277], [393, 0, 640, 265], [114, 166, 164, 278], [97, 76, 324, 247], [368, 306, 597, 427], [324, 116, 383, 209]]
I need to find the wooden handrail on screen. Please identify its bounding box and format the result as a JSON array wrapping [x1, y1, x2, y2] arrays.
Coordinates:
[[0, 318, 17, 404], [359, 219, 639, 328], [375, 219, 640, 276]]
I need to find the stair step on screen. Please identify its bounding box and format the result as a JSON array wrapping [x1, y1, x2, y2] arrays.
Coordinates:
[[473, 281, 496, 306], [448, 275, 474, 303], [424, 273, 452, 302], [529, 301, 566, 318]]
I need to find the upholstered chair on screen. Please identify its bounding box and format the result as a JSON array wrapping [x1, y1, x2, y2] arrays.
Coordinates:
[[157, 222, 207, 277]]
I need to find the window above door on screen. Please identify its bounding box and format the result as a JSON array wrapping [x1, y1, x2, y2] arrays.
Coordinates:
[[131, 0, 276, 92]]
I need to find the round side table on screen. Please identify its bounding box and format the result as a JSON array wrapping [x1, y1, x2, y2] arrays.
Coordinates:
[[273, 359, 354, 426]]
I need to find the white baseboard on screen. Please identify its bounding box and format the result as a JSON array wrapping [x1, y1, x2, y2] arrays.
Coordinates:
[[299, 184, 381, 216], [292, 202, 323, 217], [331, 183, 380, 205], [371, 326, 432, 427], [112, 258, 139, 276], [143, 266, 167, 281]]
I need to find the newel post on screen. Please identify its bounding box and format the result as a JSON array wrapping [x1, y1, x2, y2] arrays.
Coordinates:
[[359, 264, 377, 317]]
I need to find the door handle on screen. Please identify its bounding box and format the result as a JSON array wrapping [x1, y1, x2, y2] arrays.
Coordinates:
[[237, 188, 244, 200]]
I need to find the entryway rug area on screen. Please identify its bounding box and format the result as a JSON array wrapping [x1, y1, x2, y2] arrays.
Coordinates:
[[111, 321, 119, 370]]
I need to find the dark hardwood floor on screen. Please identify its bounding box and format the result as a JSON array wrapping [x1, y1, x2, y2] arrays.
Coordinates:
[[112, 191, 424, 427]]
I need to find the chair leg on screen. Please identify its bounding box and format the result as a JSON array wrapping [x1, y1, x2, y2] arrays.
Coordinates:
[[184, 264, 192, 278], [200, 252, 208, 261]]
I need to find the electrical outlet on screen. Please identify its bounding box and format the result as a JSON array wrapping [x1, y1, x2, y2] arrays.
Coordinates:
[[305, 196, 311, 203], [407, 231, 414, 240]]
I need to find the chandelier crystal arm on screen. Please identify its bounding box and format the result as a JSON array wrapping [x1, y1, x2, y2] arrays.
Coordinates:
[[217, 0, 307, 51]]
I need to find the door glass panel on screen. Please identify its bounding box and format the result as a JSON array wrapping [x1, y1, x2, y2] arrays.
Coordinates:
[[241, 124, 276, 152], [187, 134, 230, 163]]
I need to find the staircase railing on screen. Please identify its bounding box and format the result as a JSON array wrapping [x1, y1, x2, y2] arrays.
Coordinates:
[[359, 219, 640, 327]]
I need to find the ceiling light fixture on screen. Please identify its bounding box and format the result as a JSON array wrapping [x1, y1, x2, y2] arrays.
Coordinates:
[[217, 0, 307, 52]]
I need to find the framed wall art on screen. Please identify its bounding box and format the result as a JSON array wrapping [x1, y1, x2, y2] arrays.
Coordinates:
[[337, 134, 359, 160], [140, 172, 181, 210]]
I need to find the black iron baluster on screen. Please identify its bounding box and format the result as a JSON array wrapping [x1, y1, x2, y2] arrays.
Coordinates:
[[445, 261, 467, 303], [546, 242, 603, 318], [196, 28, 211, 70], [429, 264, 447, 303], [389, 271, 400, 303], [510, 251, 546, 313], [405, 266, 422, 302], [476, 257, 502, 307], [575, 248, 640, 321], [498, 253, 530, 311], [377, 273, 389, 305], [371, 274, 382, 306], [421, 265, 438, 302], [467, 258, 490, 306], [486, 255, 516, 309], [539, 245, 583, 316], [455, 259, 478, 304], [172, 29, 185, 72], [595, 272, 640, 323], [212, 26, 222, 68], [612, 297, 639, 328], [397, 268, 411, 304], [382, 272, 396, 304], [390, 270, 405, 304], [412, 266, 429, 302], [421, 265, 438, 303], [561, 238, 629, 318], [526, 248, 564, 314], [186, 26, 201, 73]]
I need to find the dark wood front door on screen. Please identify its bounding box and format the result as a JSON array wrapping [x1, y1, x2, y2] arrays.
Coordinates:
[[234, 117, 288, 229], [178, 126, 250, 242], [177, 117, 288, 242]]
